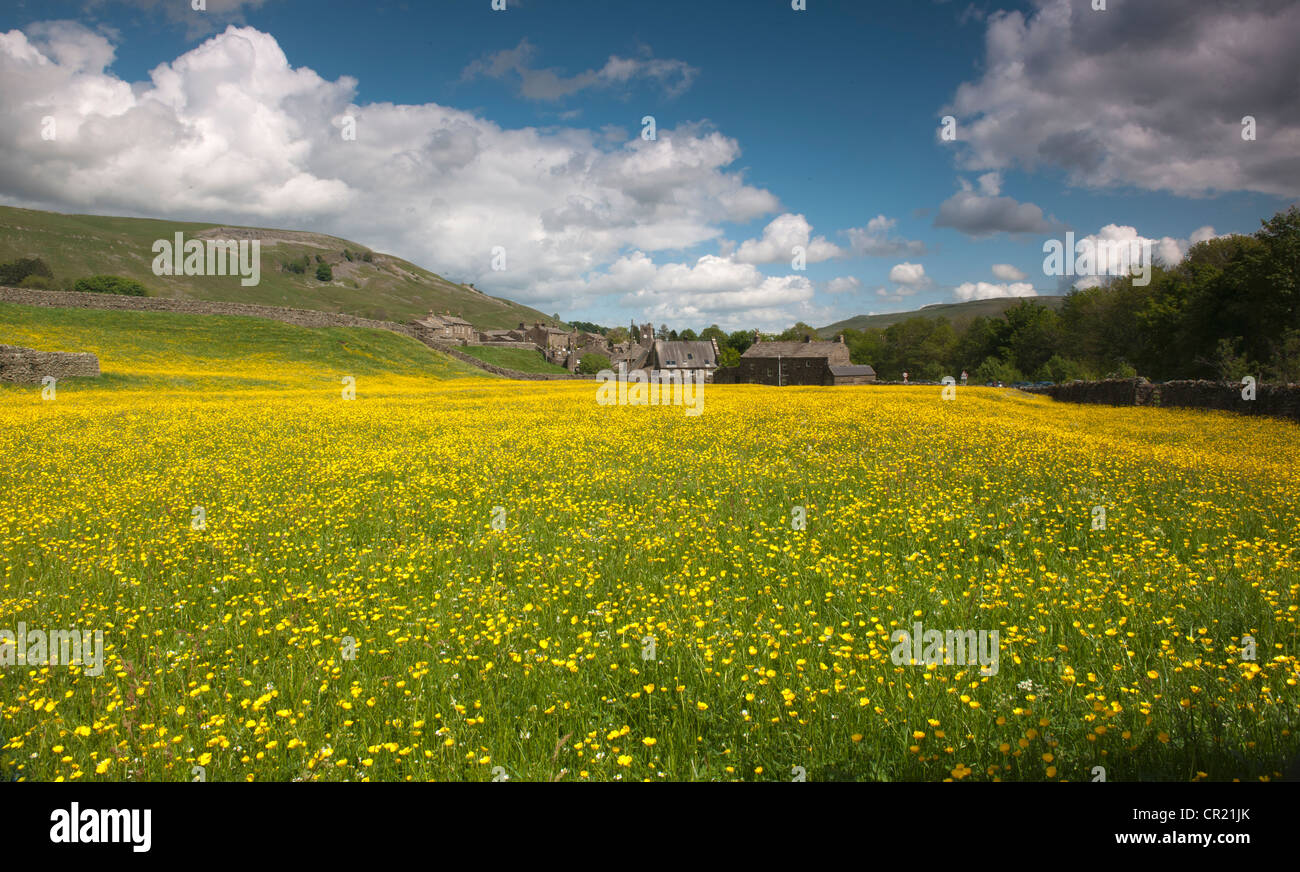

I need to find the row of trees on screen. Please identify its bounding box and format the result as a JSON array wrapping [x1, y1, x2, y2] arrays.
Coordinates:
[[832, 206, 1299, 383]]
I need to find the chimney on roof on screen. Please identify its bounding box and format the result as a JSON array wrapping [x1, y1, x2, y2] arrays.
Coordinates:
[[837, 334, 845, 344], [753, 329, 761, 344], [803, 333, 812, 343]]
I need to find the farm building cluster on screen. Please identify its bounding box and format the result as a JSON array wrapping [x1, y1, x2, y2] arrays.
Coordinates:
[[412, 312, 877, 385]]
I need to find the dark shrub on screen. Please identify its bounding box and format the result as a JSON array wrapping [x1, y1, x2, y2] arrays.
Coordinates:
[[73, 275, 147, 296], [0, 256, 53, 286]]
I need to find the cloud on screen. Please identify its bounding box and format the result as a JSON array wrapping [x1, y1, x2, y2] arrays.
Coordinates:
[[1066, 223, 1230, 289], [463, 39, 698, 101], [845, 214, 926, 257], [824, 276, 861, 294], [888, 261, 930, 288], [610, 252, 823, 330], [953, 281, 1037, 302], [733, 213, 843, 264], [944, 0, 1300, 197], [991, 263, 1027, 280], [935, 177, 1055, 236], [0, 24, 783, 317], [976, 171, 1002, 196]]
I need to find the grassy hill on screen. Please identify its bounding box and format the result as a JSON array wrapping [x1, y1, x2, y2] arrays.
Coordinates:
[[0, 301, 489, 393], [819, 295, 1068, 336], [0, 205, 559, 329]]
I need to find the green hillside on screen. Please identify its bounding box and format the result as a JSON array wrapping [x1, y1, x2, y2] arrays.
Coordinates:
[[819, 295, 1068, 336], [0, 302, 489, 392], [0, 205, 558, 328]]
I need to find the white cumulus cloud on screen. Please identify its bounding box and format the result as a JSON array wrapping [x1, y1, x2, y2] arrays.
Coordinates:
[[733, 212, 843, 265], [888, 261, 930, 288], [1066, 224, 1230, 289]]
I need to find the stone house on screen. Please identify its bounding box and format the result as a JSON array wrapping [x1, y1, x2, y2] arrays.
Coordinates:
[[414, 311, 475, 343], [608, 338, 719, 381], [522, 322, 570, 353], [650, 339, 719, 381], [734, 335, 856, 386]]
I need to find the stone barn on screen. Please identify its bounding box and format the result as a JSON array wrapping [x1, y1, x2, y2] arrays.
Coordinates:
[[735, 335, 854, 386], [824, 364, 877, 385]]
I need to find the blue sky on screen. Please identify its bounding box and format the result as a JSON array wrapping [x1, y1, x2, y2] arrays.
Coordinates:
[[1, 0, 1296, 329]]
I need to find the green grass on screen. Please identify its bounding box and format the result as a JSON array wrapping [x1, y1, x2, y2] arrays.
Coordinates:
[[0, 204, 560, 328], [0, 302, 490, 392], [458, 344, 570, 374]]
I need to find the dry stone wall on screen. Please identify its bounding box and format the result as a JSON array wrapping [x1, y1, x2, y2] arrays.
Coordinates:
[[0, 344, 99, 382], [1024, 378, 1300, 422]]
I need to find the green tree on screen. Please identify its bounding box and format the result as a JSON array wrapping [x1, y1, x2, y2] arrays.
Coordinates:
[[0, 257, 53, 286], [881, 317, 955, 381], [972, 353, 1022, 385], [1034, 354, 1088, 383], [700, 324, 727, 345], [316, 262, 333, 282], [1002, 301, 1062, 376], [727, 330, 755, 355], [843, 327, 886, 369], [576, 353, 611, 375], [777, 321, 819, 341]]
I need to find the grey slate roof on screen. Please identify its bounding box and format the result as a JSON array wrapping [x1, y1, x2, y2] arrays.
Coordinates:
[[828, 365, 877, 376], [653, 340, 718, 369], [742, 341, 844, 358]]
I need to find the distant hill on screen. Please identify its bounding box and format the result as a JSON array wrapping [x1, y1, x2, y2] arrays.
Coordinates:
[[819, 295, 1068, 336], [0, 205, 559, 329]]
